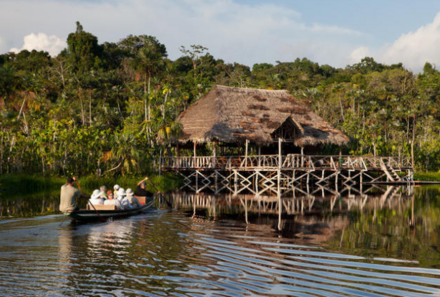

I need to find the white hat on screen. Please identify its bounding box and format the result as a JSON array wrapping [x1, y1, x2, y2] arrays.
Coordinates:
[[91, 189, 103, 200], [114, 184, 120, 190], [126, 188, 134, 196], [117, 188, 126, 197]]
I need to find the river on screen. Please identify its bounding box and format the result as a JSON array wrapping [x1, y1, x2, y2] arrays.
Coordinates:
[[1, 185, 440, 296]]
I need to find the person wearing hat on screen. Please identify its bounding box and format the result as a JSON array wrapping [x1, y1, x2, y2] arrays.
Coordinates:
[[104, 191, 122, 210], [126, 188, 142, 208], [89, 189, 104, 206], [60, 177, 87, 213], [135, 177, 154, 197], [113, 184, 120, 199], [117, 188, 131, 210], [135, 177, 161, 204]]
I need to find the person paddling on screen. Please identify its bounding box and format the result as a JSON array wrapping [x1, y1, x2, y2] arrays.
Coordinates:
[[60, 177, 88, 213], [135, 177, 160, 196]]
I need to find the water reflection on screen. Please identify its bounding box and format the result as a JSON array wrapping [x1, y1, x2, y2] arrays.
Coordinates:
[[170, 185, 440, 266], [1, 185, 440, 296], [172, 185, 414, 229], [0, 191, 78, 219]]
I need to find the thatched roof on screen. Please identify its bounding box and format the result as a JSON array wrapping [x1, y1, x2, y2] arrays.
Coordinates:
[[176, 85, 349, 146]]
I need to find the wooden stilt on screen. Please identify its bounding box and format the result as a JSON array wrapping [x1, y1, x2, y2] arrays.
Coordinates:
[[245, 139, 249, 168], [301, 147, 304, 167]]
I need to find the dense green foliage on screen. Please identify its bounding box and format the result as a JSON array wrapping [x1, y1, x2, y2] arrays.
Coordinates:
[[1, 22, 440, 176], [0, 173, 179, 195]]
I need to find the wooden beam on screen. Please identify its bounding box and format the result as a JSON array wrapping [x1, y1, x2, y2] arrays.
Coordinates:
[[301, 147, 304, 167], [245, 139, 249, 168], [278, 138, 282, 170]]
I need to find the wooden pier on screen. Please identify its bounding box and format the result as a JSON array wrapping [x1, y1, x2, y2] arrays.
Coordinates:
[[161, 154, 413, 196], [165, 86, 413, 195]]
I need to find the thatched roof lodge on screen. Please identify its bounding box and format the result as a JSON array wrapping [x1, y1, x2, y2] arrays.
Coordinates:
[[176, 85, 349, 148]]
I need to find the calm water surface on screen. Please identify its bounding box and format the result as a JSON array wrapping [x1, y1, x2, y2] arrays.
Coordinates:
[[1, 185, 440, 296]]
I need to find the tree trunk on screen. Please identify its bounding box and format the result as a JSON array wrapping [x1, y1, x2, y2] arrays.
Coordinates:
[[148, 74, 151, 121], [41, 156, 45, 176], [0, 134, 2, 174], [144, 74, 148, 121], [339, 94, 345, 121], [17, 98, 26, 120], [89, 89, 92, 125], [411, 117, 416, 169], [79, 90, 85, 126]]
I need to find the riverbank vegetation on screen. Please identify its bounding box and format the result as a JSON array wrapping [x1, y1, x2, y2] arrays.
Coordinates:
[[1, 22, 440, 177], [0, 173, 179, 194]]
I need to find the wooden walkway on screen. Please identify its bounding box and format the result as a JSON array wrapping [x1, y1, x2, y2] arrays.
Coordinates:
[[161, 154, 413, 193], [161, 154, 412, 172]]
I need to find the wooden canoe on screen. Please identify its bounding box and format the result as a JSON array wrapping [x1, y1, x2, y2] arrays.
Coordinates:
[[65, 197, 154, 222]]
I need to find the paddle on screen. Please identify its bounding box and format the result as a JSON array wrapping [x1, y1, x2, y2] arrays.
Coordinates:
[[146, 178, 173, 208], [74, 179, 106, 222]]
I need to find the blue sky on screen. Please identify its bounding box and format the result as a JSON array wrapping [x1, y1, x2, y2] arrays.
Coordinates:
[[1, 0, 440, 72], [240, 0, 440, 42]]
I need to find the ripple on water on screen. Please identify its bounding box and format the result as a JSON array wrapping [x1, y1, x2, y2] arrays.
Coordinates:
[[1, 210, 440, 296]]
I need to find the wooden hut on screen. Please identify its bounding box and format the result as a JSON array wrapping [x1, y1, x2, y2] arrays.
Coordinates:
[[176, 85, 349, 148], [161, 86, 412, 192]]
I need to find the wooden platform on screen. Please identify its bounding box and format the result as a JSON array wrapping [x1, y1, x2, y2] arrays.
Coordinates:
[[160, 154, 413, 195]]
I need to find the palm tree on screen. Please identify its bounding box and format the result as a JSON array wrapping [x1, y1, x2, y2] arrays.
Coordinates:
[[103, 133, 141, 176], [134, 46, 166, 122]]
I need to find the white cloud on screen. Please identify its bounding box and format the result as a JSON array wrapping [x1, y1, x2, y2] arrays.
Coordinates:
[[10, 33, 66, 56], [347, 12, 440, 72], [348, 46, 371, 64], [308, 23, 363, 36], [0, 0, 365, 67], [380, 12, 440, 71]]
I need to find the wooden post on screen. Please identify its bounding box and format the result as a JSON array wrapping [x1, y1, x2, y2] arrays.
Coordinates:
[[245, 139, 249, 168], [278, 138, 282, 195], [213, 140, 217, 169], [215, 170, 218, 194], [278, 192, 282, 231], [258, 146, 261, 168], [159, 148, 162, 176], [234, 170, 238, 195], [301, 147, 304, 167], [339, 146, 342, 169], [176, 142, 180, 171], [255, 170, 259, 194], [193, 142, 197, 168], [278, 138, 282, 169], [411, 140, 414, 170]]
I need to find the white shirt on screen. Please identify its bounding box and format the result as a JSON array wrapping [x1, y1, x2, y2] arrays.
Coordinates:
[[89, 198, 104, 205], [104, 199, 122, 210], [120, 197, 132, 210]]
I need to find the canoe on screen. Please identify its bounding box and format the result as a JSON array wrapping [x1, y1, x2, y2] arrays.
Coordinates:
[[65, 197, 154, 222]]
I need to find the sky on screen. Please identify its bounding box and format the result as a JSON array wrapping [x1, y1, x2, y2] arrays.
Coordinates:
[[2, 0, 440, 72]]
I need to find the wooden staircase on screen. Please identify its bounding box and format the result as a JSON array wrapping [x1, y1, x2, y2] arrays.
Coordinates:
[[380, 186, 400, 206], [380, 159, 401, 182]]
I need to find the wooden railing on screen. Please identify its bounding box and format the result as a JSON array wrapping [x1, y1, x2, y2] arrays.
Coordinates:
[[160, 155, 412, 170]]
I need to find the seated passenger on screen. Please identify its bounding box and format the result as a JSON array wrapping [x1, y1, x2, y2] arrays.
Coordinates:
[[113, 184, 120, 199], [89, 189, 104, 206], [100, 185, 108, 199], [126, 188, 142, 208], [117, 188, 131, 210], [104, 192, 122, 210]]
